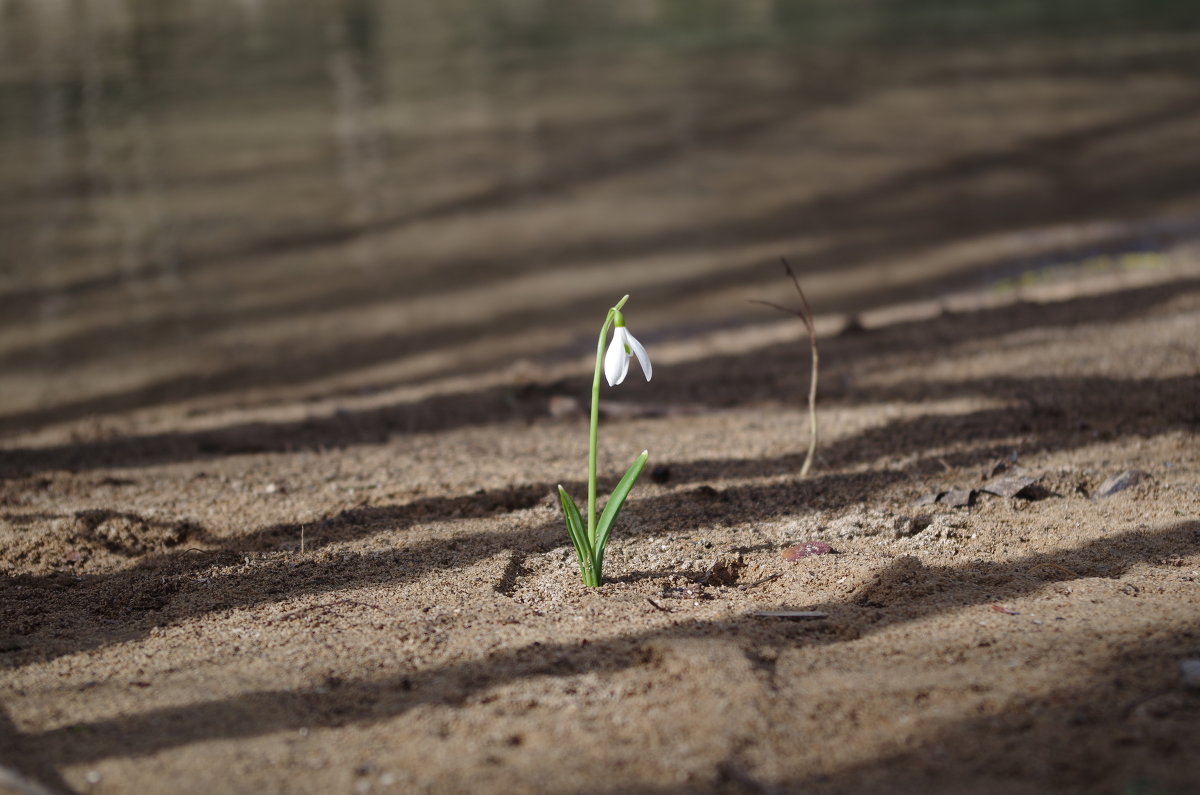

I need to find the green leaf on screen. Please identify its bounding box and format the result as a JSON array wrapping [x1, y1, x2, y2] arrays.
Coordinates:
[[594, 450, 648, 568], [557, 485, 591, 568]]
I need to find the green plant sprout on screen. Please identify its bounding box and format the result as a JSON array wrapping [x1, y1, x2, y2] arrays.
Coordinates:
[[558, 294, 651, 587]]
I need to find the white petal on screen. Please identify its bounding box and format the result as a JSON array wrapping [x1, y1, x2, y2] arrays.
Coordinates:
[[604, 327, 630, 386], [625, 330, 652, 381]]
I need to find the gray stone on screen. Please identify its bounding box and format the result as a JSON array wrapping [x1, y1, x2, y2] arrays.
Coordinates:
[[981, 474, 1038, 498], [939, 489, 976, 507], [1096, 470, 1149, 498], [1181, 659, 1200, 689]]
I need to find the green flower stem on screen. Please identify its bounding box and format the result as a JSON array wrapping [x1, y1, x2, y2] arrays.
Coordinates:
[[588, 294, 629, 550]]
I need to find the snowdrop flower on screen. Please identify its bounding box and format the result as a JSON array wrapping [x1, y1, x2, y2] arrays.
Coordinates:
[[558, 295, 652, 586], [604, 311, 652, 386]]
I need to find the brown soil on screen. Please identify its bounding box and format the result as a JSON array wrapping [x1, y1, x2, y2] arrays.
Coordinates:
[[2, 258, 1199, 794], [4, 34, 1200, 792]]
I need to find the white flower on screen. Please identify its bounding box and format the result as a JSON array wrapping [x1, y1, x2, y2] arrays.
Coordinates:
[[604, 320, 652, 386]]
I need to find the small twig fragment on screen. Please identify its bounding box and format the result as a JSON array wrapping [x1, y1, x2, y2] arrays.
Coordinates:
[[739, 573, 784, 590], [646, 597, 671, 613], [750, 257, 819, 477]]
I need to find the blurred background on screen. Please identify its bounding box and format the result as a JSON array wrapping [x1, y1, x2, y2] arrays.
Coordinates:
[[2, 0, 1199, 440]]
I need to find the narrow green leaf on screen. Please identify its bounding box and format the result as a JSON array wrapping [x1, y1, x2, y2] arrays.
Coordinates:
[[558, 485, 591, 569], [594, 450, 648, 567]]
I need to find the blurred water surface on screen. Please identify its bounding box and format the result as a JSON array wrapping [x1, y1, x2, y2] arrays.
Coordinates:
[[1, 0, 1199, 431]]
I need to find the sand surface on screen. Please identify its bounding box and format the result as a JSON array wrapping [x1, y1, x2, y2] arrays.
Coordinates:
[[2, 255, 1199, 794], [4, 13, 1200, 793]]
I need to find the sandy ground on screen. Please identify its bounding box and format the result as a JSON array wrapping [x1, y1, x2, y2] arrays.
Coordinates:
[[3, 28, 1200, 794], [1, 257, 1199, 794]]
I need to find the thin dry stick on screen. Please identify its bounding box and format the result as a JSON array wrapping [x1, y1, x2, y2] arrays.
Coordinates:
[[750, 257, 819, 478], [646, 597, 671, 613], [738, 572, 784, 591]]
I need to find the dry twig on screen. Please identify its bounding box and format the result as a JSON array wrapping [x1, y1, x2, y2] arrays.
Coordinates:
[[750, 257, 819, 477], [738, 573, 783, 590]]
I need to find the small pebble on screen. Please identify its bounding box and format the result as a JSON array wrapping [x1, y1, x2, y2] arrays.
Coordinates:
[[783, 541, 833, 560], [980, 474, 1038, 498], [1096, 469, 1148, 498], [1181, 659, 1200, 689], [940, 489, 976, 507]]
